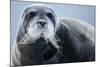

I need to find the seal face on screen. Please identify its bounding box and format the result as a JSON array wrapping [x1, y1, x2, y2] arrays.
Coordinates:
[[23, 5, 56, 40], [11, 4, 95, 66]]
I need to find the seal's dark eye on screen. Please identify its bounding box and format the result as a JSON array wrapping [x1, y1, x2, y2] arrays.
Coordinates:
[[46, 12, 55, 27], [46, 13, 53, 18], [29, 11, 37, 18]]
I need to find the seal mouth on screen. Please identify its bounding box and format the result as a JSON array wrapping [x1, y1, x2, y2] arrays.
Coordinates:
[[18, 32, 63, 55]]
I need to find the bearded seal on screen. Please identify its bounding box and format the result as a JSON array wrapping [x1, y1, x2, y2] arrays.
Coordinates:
[[11, 4, 95, 66]]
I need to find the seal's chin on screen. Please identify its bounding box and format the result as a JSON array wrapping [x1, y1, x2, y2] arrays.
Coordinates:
[[18, 29, 63, 58], [27, 29, 60, 49]]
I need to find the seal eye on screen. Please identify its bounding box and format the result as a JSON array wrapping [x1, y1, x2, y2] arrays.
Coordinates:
[[29, 11, 37, 18], [46, 12, 56, 27], [46, 13, 53, 18]]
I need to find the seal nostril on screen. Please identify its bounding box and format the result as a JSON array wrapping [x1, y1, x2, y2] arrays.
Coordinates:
[[37, 21, 47, 27], [41, 22, 46, 27]]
